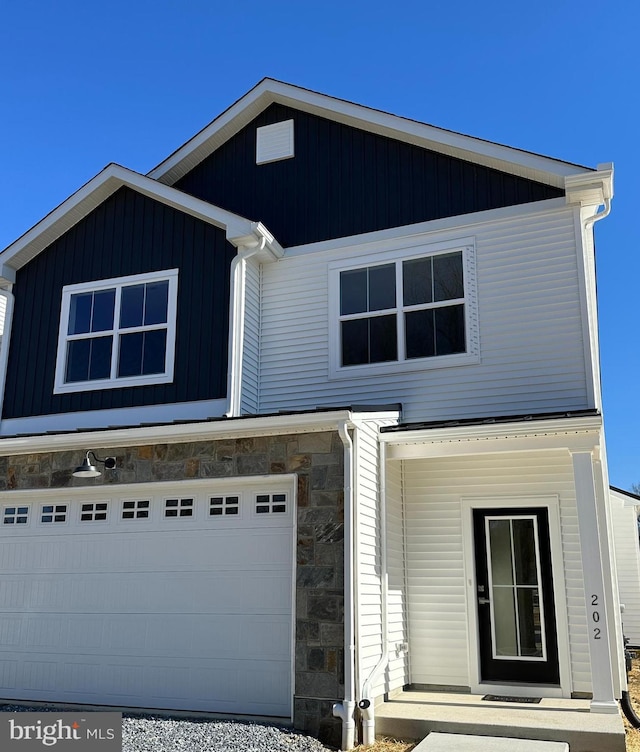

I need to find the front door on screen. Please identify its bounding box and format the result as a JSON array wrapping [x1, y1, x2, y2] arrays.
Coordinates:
[[473, 507, 559, 684]]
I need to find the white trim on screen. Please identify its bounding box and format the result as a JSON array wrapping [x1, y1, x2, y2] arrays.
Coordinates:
[[0, 398, 227, 436], [53, 269, 178, 394], [148, 79, 591, 188], [328, 240, 479, 379], [0, 408, 402, 454], [461, 495, 572, 697], [0, 288, 14, 424]]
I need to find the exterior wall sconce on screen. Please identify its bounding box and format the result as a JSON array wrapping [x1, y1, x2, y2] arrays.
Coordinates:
[[73, 451, 117, 478]]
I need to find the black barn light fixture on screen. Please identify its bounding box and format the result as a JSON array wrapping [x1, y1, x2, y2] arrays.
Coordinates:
[[72, 451, 117, 478]]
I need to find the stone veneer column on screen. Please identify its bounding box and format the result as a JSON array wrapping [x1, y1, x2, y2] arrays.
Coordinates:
[[1, 430, 345, 747]]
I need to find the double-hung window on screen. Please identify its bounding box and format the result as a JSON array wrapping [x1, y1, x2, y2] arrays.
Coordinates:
[[54, 269, 178, 393], [331, 242, 478, 376]]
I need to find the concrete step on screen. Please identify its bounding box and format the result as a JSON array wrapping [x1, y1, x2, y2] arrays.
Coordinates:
[[415, 733, 568, 751], [375, 691, 626, 752]]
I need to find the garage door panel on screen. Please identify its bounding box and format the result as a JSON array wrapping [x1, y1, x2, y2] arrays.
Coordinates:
[[0, 481, 295, 717], [0, 654, 291, 715]]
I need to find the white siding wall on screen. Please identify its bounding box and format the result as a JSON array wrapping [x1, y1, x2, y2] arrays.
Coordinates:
[[258, 204, 590, 422], [240, 257, 261, 414], [403, 451, 591, 694], [611, 492, 640, 646], [354, 419, 408, 702]]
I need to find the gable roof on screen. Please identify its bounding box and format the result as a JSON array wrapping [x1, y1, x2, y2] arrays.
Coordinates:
[[148, 78, 594, 190], [0, 164, 282, 284]]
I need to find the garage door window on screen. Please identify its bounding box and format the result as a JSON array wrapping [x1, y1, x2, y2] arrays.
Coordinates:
[[80, 502, 108, 522], [3, 506, 29, 524], [122, 500, 150, 520], [165, 498, 194, 518], [256, 493, 287, 514], [41, 504, 67, 523], [210, 496, 239, 516]]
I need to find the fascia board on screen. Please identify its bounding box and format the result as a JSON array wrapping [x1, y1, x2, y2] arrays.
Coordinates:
[[380, 414, 603, 457], [0, 409, 359, 456], [149, 78, 593, 189], [0, 164, 258, 273]]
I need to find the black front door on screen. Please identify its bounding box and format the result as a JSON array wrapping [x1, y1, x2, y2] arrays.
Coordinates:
[[473, 508, 560, 684]]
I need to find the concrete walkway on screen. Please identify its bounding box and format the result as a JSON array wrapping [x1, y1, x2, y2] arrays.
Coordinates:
[[415, 733, 568, 751]]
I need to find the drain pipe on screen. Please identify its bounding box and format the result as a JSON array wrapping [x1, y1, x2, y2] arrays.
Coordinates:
[[359, 439, 389, 746], [224, 240, 264, 418], [333, 421, 356, 751], [584, 197, 611, 229]]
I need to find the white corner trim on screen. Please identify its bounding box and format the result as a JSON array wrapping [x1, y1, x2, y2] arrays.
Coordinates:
[[0, 288, 14, 424]]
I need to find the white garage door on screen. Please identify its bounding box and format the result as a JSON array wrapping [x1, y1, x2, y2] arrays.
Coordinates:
[[0, 478, 295, 718]]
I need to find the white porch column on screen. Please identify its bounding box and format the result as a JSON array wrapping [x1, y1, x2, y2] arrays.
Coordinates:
[[571, 450, 618, 713]]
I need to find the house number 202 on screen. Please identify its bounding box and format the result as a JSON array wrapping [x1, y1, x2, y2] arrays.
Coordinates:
[[591, 594, 601, 640]]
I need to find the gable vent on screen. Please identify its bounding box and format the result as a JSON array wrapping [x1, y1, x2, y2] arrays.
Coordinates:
[[256, 120, 294, 165]]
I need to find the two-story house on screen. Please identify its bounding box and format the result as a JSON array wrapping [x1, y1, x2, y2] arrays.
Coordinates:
[[0, 80, 625, 749]]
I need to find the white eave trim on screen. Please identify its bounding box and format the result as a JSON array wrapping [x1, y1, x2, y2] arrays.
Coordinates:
[[565, 163, 614, 208], [148, 78, 593, 190], [380, 414, 603, 460], [0, 164, 281, 280], [0, 408, 401, 456]]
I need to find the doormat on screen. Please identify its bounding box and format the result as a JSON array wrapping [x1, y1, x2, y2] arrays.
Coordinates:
[[482, 694, 541, 703]]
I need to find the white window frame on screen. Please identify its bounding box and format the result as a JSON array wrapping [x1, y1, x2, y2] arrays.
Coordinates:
[[328, 239, 479, 379], [54, 269, 179, 394]]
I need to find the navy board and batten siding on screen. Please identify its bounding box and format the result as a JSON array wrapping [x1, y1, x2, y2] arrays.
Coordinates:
[[4, 187, 235, 419], [175, 103, 564, 249]]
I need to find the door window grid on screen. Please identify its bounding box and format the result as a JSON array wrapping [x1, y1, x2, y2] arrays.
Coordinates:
[[485, 515, 547, 662], [41, 504, 68, 523], [122, 500, 150, 520], [80, 502, 108, 522], [3, 506, 29, 524], [256, 493, 287, 514], [165, 498, 194, 518], [209, 496, 240, 516]]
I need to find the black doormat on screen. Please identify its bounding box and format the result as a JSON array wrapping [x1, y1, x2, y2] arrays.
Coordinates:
[[482, 694, 542, 703]]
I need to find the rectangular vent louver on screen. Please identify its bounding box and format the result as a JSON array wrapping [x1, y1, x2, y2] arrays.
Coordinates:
[[256, 120, 294, 165]]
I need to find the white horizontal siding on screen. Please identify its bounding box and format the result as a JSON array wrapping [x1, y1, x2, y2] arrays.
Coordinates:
[[611, 493, 640, 645], [403, 451, 590, 694], [258, 205, 590, 421]]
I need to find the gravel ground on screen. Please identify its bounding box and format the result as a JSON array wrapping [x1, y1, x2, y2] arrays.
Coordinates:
[[0, 705, 335, 752]]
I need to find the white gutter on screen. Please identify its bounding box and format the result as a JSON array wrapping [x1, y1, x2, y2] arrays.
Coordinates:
[[333, 420, 356, 750], [359, 439, 389, 745], [0, 288, 15, 424]]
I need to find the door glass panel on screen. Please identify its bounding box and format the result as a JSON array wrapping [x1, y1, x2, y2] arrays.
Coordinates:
[[486, 515, 546, 661], [513, 518, 538, 585], [488, 519, 513, 586], [518, 589, 543, 657], [493, 587, 518, 656]]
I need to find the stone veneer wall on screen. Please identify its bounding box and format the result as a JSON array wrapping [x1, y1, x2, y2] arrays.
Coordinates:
[[0, 430, 345, 746]]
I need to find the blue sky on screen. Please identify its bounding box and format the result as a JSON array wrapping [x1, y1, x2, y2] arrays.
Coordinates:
[[1, 1, 638, 489]]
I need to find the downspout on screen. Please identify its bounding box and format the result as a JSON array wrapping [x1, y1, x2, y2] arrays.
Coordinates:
[[359, 438, 389, 745], [584, 197, 611, 229], [333, 421, 356, 751], [0, 288, 15, 428], [224, 239, 264, 418]]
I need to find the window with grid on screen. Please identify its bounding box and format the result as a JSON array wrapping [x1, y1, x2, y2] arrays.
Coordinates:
[[255, 493, 287, 514], [3, 506, 29, 524], [41, 504, 67, 523], [209, 496, 240, 516], [54, 269, 178, 393], [80, 502, 108, 522], [122, 500, 150, 520], [164, 498, 194, 518], [338, 250, 466, 368]]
